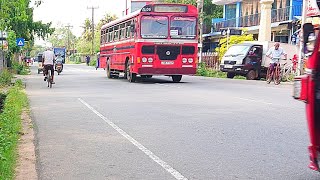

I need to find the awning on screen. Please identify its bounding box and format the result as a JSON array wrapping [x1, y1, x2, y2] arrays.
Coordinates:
[[203, 32, 221, 38], [204, 20, 294, 38], [294, 16, 302, 20], [246, 20, 293, 31]]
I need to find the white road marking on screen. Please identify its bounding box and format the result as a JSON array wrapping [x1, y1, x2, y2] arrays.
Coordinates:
[[235, 97, 273, 105], [78, 98, 187, 180]]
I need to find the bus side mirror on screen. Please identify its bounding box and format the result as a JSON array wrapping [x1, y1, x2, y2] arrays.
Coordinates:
[[303, 23, 316, 54]]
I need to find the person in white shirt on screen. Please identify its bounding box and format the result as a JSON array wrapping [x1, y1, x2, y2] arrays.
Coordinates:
[[266, 43, 287, 83], [42, 47, 55, 84]]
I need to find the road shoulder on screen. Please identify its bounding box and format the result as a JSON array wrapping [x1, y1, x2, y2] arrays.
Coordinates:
[[15, 108, 37, 180]]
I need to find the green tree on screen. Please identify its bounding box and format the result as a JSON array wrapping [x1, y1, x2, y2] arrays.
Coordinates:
[[163, 0, 223, 32], [0, 0, 54, 56], [30, 45, 45, 57], [48, 26, 77, 47], [76, 13, 117, 54], [215, 33, 254, 60]]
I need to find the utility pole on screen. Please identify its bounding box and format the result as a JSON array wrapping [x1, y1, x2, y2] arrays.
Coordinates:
[[65, 24, 73, 56], [87, 6, 99, 56], [197, 0, 204, 63], [125, 0, 128, 15]]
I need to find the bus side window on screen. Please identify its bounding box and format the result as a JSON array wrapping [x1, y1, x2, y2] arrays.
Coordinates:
[[100, 30, 103, 45], [121, 23, 126, 40], [126, 21, 131, 38], [132, 20, 136, 38], [109, 27, 114, 42], [114, 26, 119, 41], [102, 30, 106, 44], [104, 29, 109, 43]]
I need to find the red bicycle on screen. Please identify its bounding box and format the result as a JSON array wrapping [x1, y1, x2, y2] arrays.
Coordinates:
[[273, 63, 282, 85], [266, 60, 284, 85]]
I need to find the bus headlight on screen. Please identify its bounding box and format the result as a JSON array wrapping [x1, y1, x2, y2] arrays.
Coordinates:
[[142, 57, 147, 63], [188, 58, 194, 63], [148, 58, 153, 63], [182, 58, 187, 63]]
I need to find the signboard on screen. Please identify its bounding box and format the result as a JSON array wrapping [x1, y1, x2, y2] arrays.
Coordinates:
[[221, 29, 242, 36], [0, 31, 7, 40], [16, 38, 25, 47], [306, 0, 320, 17], [0, 40, 8, 51], [141, 4, 187, 13], [1, 31, 7, 38], [154, 5, 187, 13]]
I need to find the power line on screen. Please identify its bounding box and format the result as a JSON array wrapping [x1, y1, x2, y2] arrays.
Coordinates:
[[87, 6, 99, 55]]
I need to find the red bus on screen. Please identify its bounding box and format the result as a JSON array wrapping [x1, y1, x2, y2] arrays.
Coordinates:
[[293, 8, 320, 170], [99, 3, 198, 82]]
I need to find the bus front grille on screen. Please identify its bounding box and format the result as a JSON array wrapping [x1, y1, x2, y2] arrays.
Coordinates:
[[157, 46, 181, 60]]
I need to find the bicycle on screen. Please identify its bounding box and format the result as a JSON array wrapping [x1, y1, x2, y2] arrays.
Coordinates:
[[44, 66, 53, 88], [281, 60, 301, 82], [266, 58, 286, 85], [273, 63, 282, 85]]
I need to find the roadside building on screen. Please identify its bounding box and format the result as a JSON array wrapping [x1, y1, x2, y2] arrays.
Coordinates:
[[203, 0, 302, 52]]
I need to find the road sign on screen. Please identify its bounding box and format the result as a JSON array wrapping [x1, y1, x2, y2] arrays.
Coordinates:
[[16, 38, 25, 47]]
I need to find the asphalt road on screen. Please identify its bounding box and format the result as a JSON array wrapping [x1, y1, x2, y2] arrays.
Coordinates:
[[26, 63, 319, 180]]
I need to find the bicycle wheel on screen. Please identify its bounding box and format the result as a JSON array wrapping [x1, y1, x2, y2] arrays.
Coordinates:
[[47, 70, 52, 88], [266, 67, 272, 84], [282, 68, 292, 82], [274, 65, 281, 85]]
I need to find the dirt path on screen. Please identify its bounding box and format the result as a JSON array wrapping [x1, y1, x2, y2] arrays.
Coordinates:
[[15, 109, 37, 180]]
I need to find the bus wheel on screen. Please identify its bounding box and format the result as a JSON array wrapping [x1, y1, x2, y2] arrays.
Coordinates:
[[246, 70, 256, 80], [126, 63, 136, 82], [172, 75, 182, 82], [106, 64, 113, 79]]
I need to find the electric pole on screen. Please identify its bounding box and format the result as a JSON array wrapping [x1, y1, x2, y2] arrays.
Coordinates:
[[87, 6, 99, 56], [125, 0, 128, 15], [65, 24, 73, 56], [197, 0, 204, 63]]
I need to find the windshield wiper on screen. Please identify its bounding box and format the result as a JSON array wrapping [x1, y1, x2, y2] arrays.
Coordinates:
[[155, 20, 166, 25]]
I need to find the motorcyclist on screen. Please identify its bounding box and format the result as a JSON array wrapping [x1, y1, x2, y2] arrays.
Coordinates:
[[55, 54, 64, 71]]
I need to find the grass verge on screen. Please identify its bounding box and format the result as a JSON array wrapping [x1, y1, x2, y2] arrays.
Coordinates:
[[196, 63, 246, 80], [0, 70, 13, 87], [0, 82, 28, 179]]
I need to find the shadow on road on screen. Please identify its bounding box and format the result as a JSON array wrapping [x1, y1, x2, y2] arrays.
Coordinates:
[[110, 76, 189, 84]]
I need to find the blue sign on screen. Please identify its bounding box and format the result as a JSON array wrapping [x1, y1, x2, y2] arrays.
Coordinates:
[[16, 38, 25, 47]]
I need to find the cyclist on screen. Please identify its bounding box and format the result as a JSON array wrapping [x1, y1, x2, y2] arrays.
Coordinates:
[[266, 42, 287, 83], [42, 47, 55, 84]]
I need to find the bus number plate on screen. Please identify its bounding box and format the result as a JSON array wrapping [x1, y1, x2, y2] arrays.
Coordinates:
[[161, 61, 174, 65]]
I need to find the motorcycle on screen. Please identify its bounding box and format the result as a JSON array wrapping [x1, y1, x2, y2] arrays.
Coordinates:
[[55, 62, 63, 75]]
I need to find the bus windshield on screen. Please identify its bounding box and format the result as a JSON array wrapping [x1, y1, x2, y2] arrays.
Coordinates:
[[170, 17, 197, 39], [141, 16, 168, 39]]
